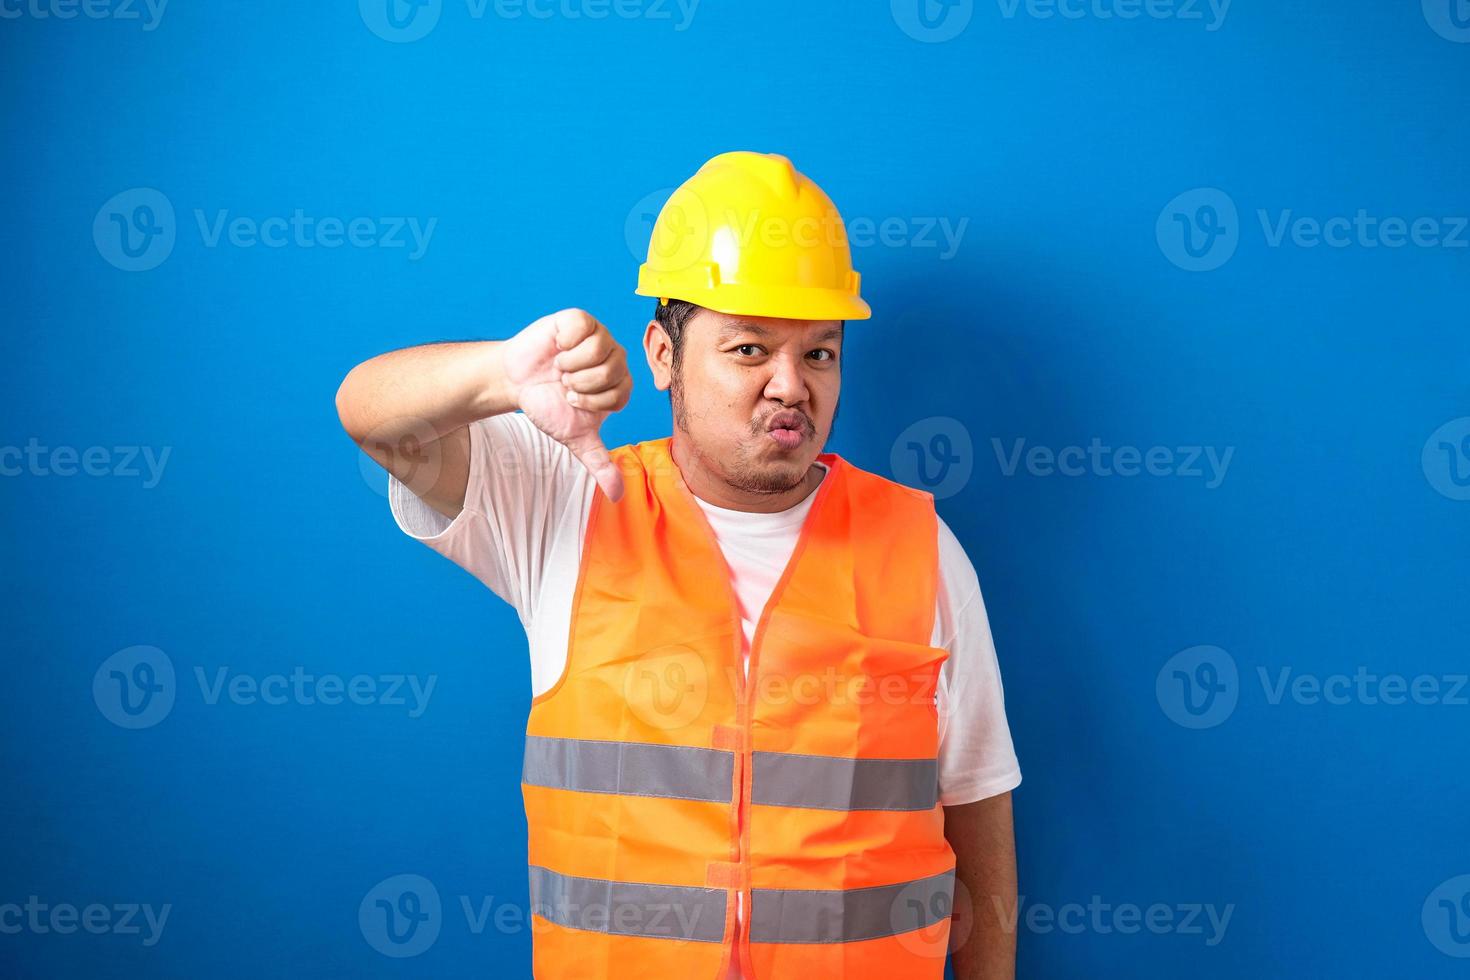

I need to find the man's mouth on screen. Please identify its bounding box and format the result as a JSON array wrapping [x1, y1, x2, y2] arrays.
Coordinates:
[[765, 411, 808, 450]]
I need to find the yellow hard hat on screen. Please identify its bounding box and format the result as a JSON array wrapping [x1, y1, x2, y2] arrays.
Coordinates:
[[635, 151, 872, 321]]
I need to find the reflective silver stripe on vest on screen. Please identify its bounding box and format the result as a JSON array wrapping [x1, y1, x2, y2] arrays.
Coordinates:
[[749, 869, 955, 944], [528, 865, 727, 943], [522, 735, 734, 803], [751, 751, 939, 811]]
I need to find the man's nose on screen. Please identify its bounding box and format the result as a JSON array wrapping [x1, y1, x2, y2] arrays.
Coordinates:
[[763, 354, 810, 405]]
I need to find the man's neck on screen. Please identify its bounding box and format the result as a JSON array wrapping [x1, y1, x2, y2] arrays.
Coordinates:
[[670, 432, 826, 513]]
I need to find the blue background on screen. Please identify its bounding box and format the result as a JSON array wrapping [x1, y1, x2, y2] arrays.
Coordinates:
[[4, 0, 1468, 976]]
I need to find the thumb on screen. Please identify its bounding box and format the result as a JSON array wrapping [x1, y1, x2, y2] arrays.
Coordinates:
[[564, 428, 625, 503]]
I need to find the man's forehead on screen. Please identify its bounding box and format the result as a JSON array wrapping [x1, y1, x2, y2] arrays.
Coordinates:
[[706, 314, 843, 344]]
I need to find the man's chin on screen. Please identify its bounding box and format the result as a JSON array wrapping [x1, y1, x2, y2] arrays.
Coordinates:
[[730, 453, 814, 495]]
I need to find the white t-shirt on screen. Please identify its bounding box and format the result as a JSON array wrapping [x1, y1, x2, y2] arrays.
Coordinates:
[[388, 412, 1021, 973]]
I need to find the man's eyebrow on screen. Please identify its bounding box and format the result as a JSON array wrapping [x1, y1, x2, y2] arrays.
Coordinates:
[[716, 321, 844, 345], [717, 320, 773, 341]]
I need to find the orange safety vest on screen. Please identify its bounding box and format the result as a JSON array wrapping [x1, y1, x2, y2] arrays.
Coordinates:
[[522, 436, 957, 978]]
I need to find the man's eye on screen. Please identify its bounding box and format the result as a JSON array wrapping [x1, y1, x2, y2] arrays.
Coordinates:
[[735, 344, 763, 356], [809, 349, 835, 362]]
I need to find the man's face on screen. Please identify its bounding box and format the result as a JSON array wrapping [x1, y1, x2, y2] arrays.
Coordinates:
[[660, 309, 843, 496]]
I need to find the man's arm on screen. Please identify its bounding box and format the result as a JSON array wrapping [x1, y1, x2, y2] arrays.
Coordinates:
[[334, 309, 633, 519], [945, 791, 1018, 980], [336, 340, 514, 520]]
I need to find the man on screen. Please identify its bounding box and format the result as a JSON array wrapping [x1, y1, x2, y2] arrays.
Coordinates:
[[337, 151, 1021, 979]]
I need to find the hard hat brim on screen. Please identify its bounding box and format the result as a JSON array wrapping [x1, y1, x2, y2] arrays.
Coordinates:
[[635, 279, 872, 322]]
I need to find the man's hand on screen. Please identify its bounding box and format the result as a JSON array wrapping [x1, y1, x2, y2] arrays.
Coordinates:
[[503, 309, 633, 502]]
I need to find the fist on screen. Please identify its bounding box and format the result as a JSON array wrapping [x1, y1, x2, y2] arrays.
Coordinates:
[[502, 309, 633, 502]]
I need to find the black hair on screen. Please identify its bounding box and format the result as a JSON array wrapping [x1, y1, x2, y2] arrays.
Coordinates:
[[652, 298, 702, 373]]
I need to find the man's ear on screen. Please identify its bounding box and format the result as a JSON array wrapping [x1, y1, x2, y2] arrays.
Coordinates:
[[643, 319, 674, 392]]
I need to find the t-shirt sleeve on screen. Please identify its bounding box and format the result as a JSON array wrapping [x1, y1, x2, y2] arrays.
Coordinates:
[[386, 412, 589, 628], [934, 515, 1023, 807]]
